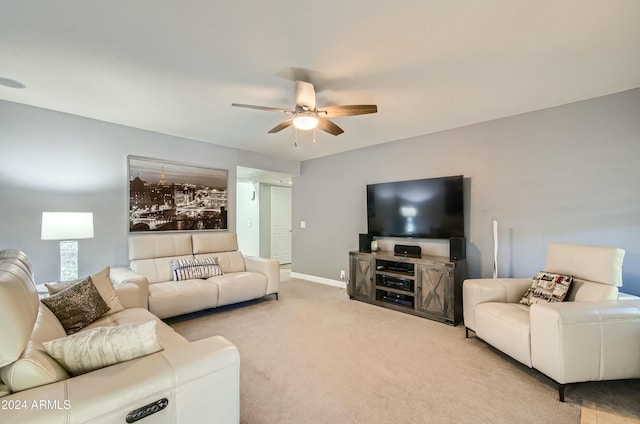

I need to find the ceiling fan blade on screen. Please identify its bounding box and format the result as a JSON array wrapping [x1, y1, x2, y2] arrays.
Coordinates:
[[317, 117, 344, 136], [295, 81, 316, 111], [268, 118, 294, 134], [232, 103, 294, 114], [318, 105, 378, 117]]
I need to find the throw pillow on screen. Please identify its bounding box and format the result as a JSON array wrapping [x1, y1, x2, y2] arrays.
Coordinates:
[[519, 271, 573, 306], [45, 267, 125, 315], [43, 321, 163, 376], [171, 257, 223, 281], [41, 277, 110, 334]]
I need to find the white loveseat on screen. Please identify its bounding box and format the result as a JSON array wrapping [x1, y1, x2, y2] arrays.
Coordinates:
[[112, 232, 279, 319], [0, 249, 240, 423], [463, 242, 640, 401]]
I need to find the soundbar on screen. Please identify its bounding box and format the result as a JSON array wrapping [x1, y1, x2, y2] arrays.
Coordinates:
[[394, 244, 421, 258]]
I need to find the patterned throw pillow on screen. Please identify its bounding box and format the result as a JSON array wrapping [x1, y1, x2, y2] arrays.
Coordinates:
[[45, 267, 125, 315], [41, 277, 110, 334], [43, 321, 163, 375], [171, 257, 223, 281], [519, 271, 573, 306]]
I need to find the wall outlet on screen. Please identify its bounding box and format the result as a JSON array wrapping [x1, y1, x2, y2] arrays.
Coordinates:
[[340, 270, 346, 280]]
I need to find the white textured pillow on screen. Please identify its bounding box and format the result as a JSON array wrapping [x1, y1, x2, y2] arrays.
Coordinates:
[[43, 321, 163, 375], [171, 257, 223, 280]]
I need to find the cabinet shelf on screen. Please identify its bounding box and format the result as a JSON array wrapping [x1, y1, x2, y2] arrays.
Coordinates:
[[376, 270, 414, 279], [375, 285, 414, 296], [349, 250, 466, 326]]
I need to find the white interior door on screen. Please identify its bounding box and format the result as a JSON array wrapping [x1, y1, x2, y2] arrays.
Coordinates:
[[270, 186, 292, 264]]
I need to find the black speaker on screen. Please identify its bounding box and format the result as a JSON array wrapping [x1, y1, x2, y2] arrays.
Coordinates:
[[394, 244, 421, 258], [359, 234, 373, 252], [450, 237, 466, 261]]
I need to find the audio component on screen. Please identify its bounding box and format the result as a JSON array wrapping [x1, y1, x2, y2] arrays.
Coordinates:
[[394, 244, 421, 258], [359, 233, 373, 252], [449, 237, 466, 261], [381, 291, 414, 307], [380, 275, 414, 292]]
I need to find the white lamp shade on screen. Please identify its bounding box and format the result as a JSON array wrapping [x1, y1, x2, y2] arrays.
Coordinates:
[[41, 212, 94, 240]]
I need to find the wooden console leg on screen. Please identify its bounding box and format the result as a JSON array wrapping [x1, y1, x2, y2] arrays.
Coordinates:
[[275, 293, 279, 301], [465, 327, 470, 338]]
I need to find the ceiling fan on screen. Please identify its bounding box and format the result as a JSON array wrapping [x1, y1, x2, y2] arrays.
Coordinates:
[[232, 81, 377, 136]]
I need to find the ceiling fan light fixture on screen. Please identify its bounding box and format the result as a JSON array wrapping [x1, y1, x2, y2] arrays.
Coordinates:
[[293, 114, 318, 131]]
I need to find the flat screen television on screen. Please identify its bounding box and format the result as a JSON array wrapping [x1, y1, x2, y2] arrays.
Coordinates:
[[367, 175, 464, 239]]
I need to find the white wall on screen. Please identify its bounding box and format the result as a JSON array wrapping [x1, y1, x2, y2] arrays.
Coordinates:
[[236, 181, 260, 256], [0, 100, 299, 282], [292, 88, 640, 295]]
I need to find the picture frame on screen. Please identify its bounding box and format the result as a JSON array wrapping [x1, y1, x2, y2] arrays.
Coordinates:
[[128, 156, 228, 232]]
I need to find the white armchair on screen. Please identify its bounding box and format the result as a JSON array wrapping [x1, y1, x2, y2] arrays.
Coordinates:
[[463, 242, 640, 401]]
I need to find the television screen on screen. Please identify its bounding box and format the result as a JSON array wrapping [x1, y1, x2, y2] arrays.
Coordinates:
[[367, 175, 464, 239]]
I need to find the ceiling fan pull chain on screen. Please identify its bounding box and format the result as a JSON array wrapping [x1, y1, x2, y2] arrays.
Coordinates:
[[312, 127, 316, 143], [294, 127, 298, 147]]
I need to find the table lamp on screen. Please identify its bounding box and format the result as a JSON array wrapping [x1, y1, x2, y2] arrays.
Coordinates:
[[41, 212, 94, 281]]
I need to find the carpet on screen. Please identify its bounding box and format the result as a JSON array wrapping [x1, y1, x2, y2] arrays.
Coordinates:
[[167, 277, 640, 424]]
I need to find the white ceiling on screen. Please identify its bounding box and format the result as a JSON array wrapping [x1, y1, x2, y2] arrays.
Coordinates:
[[1, 1, 639, 162]]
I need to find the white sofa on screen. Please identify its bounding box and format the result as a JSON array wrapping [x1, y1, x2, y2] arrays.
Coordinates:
[[112, 232, 279, 319], [463, 242, 640, 401], [0, 249, 240, 423]]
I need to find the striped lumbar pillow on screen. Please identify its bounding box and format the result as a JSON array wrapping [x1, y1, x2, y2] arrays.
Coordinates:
[[171, 257, 223, 281]]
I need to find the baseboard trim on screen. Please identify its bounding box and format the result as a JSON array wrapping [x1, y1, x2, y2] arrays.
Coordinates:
[[290, 272, 347, 289]]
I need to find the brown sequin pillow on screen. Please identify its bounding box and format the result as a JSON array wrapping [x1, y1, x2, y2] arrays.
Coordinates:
[[42, 277, 110, 334]]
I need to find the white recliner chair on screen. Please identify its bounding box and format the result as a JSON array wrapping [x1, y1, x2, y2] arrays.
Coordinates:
[[463, 243, 640, 401]]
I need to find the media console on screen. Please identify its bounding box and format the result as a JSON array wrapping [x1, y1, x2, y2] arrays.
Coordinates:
[[348, 250, 466, 325]]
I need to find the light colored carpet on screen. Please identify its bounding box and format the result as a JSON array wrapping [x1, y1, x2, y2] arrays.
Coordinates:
[[167, 277, 640, 424]]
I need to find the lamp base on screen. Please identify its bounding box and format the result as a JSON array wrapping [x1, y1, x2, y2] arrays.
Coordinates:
[[59, 240, 79, 281]]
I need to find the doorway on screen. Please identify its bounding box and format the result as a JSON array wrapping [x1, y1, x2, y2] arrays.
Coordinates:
[[236, 166, 292, 264]]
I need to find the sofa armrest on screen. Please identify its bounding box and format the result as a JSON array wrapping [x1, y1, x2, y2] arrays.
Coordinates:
[[0, 336, 240, 424], [462, 278, 531, 330], [245, 256, 280, 296], [530, 300, 640, 385], [110, 266, 149, 310]]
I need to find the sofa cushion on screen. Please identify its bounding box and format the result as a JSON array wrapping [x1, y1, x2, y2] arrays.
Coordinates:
[[84, 308, 188, 350], [212, 272, 267, 307], [0, 305, 70, 392], [192, 232, 239, 254], [41, 277, 111, 334], [544, 243, 624, 287], [475, 302, 532, 366], [0, 249, 40, 368], [148, 279, 219, 319], [196, 251, 246, 273], [131, 254, 193, 284], [45, 267, 124, 315], [43, 320, 163, 376], [566, 278, 619, 302], [519, 272, 573, 306], [128, 233, 193, 261], [171, 257, 223, 281]]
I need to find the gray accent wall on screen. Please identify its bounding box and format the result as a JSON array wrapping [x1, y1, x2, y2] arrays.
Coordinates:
[[0, 100, 299, 283], [292, 88, 640, 295]]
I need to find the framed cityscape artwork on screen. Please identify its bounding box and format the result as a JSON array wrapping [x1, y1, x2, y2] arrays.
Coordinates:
[[128, 156, 228, 232]]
